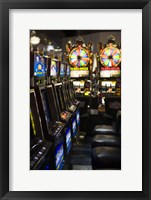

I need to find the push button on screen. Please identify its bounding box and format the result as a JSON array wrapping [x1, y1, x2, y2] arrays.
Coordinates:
[[33, 156, 39, 161]]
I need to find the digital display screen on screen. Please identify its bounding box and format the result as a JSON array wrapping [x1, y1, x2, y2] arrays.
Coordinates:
[[66, 127, 72, 154], [70, 68, 89, 78], [60, 63, 66, 77], [55, 142, 64, 170], [34, 55, 46, 77], [73, 81, 85, 88], [56, 85, 65, 111], [101, 81, 116, 93], [100, 67, 120, 78], [50, 60, 58, 77], [72, 118, 77, 136], [76, 110, 80, 126], [66, 65, 70, 76], [41, 90, 52, 124]]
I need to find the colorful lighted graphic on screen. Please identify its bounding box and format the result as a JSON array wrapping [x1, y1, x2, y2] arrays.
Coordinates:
[[34, 55, 46, 76], [50, 60, 58, 77], [100, 47, 121, 67], [69, 47, 90, 67]]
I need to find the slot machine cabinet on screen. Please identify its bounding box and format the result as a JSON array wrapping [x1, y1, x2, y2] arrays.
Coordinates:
[[63, 64, 81, 137], [30, 50, 48, 87], [53, 82, 72, 122], [98, 35, 121, 97], [62, 81, 77, 113], [47, 59, 74, 157], [53, 82, 80, 142], [34, 86, 65, 170], [30, 89, 54, 170]]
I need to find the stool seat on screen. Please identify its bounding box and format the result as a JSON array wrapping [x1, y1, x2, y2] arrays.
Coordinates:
[[92, 146, 121, 169], [93, 124, 116, 135], [92, 134, 121, 148]]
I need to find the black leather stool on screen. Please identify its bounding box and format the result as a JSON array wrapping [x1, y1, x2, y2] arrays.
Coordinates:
[[91, 134, 121, 148], [92, 146, 121, 169], [93, 110, 121, 136]]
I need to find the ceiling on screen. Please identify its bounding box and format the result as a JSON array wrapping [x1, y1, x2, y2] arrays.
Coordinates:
[[31, 30, 120, 48]]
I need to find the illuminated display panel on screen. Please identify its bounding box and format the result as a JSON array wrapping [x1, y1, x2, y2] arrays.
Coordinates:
[[65, 128, 72, 154], [30, 110, 36, 137], [34, 54, 46, 77], [100, 46, 121, 67], [55, 142, 64, 170], [66, 64, 70, 77], [50, 60, 58, 77], [73, 81, 85, 88], [70, 67, 89, 78], [30, 92, 37, 138], [69, 47, 90, 67], [76, 110, 80, 126], [60, 63, 66, 77], [72, 118, 77, 136], [100, 67, 121, 78], [101, 81, 116, 93]]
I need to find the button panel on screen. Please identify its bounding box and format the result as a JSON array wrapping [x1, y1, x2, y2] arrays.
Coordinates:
[[30, 144, 49, 170]]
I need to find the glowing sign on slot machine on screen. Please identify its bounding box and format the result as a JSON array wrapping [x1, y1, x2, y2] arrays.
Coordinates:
[[69, 46, 90, 67], [66, 65, 70, 77], [100, 46, 121, 68], [34, 54, 46, 76], [50, 60, 58, 77], [60, 63, 66, 77]]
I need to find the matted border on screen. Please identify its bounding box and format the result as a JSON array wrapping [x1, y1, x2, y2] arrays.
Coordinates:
[[0, 0, 150, 199]]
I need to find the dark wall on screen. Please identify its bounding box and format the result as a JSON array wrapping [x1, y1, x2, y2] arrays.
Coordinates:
[[62, 31, 121, 61]]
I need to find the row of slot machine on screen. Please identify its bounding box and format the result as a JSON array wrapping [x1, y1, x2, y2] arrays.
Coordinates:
[[65, 35, 121, 97], [30, 50, 80, 170]]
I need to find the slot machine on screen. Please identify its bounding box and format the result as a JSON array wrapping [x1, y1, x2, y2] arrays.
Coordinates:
[[64, 64, 80, 129], [60, 63, 77, 113], [51, 62, 79, 141], [65, 37, 93, 95], [30, 89, 53, 170], [98, 35, 121, 97], [30, 51, 65, 170], [35, 86, 65, 170], [46, 59, 73, 157]]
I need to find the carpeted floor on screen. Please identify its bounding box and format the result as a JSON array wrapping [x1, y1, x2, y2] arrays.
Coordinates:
[[70, 135, 92, 170]]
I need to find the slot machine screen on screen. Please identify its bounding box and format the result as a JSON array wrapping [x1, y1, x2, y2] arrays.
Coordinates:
[[73, 81, 85, 89], [41, 90, 52, 126], [60, 63, 66, 77], [101, 81, 116, 93], [100, 67, 120, 78], [30, 110, 37, 139], [55, 142, 64, 170], [34, 54, 46, 77], [65, 127, 72, 154], [66, 64, 70, 77], [70, 68, 89, 78], [64, 83, 70, 103], [76, 110, 80, 126], [72, 118, 77, 136], [55, 85, 65, 111], [30, 91, 42, 140], [50, 60, 58, 77]]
